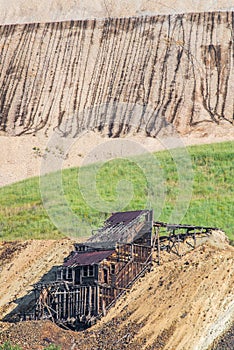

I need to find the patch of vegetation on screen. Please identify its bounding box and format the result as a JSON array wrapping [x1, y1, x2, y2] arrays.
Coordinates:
[[0, 141, 233, 240], [0, 343, 60, 350], [0, 342, 22, 350]]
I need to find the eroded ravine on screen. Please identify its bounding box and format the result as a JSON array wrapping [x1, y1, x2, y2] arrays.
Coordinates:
[[0, 12, 233, 138]]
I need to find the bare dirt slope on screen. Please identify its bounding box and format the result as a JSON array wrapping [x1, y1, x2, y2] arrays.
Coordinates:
[[0, 239, 74, 319], [0, 11, 233, 188], [1, 13, 233, 138], [0, 232, 233, 350]]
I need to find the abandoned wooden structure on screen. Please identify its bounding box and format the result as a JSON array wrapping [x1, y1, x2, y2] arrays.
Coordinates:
[[33, 210, 153, 329], [32, 210, 217, 329]]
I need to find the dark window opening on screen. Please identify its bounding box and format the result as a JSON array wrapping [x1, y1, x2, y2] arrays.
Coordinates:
[[89, 265, 94, 276], [75, 269, 80, 284], [104, 269, 108, 284], [83, 266, 88, 277], [110, 264, 115, 275], [83, 265, 94, 277]]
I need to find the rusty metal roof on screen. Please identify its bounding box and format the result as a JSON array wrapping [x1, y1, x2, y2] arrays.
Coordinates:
[[105, 210, 147, 227], [86, 210, 151, 249], [63, 249, 115, 267]]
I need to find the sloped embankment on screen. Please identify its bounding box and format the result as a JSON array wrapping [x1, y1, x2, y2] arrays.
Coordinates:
[[0, 239, 73, 320], [0, 12, 233, 137], [0, 231, 233, 349]]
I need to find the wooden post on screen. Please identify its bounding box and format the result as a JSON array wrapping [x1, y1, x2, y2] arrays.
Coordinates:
[[81, 287, 84, 315], [63, 290, 66, 319], [157, 227, 160, 265], [97, 285, 100, 315], [84, 287, 87, 316], [88, 286, 92, 316], [194, 229, 196, 248], [67, 291, 70, 320], [55, 293, 58, 320]]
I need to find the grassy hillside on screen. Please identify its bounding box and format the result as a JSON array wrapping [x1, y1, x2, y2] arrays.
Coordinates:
[[0, 141, 233, 241]]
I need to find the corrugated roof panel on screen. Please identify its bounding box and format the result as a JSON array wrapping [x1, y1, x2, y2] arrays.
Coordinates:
[[86, 210, 151, 249], [106, 210, 147, 227], [63, 249, 115, 267]]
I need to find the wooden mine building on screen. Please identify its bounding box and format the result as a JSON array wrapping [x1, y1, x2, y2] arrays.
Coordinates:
[[34, 210, 153, 329], [32, 209, 217, 329]]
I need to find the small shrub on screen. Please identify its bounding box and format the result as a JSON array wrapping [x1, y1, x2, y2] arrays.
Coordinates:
[[0, 343, 22, 350], [0, 343, 61, 350]]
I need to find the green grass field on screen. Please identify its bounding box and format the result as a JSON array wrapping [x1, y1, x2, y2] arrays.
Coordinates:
[[0, 141, 233, 241]]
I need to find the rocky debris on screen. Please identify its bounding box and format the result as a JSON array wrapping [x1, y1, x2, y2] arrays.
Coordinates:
[[0, 321, 75, 350], [0, 242, 28, 266], [211, 323, 234, 350], [144, 323, 177, 350], [0, 318, 146, 350]]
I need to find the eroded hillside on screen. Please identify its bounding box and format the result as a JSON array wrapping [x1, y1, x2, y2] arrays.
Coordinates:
[[0, 12, 233, 138], [0, 232, 233, 350]]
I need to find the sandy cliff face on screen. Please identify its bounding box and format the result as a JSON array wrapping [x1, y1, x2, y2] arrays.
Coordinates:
[[0, 12, 233, 138], [0, 0, 234, 25]]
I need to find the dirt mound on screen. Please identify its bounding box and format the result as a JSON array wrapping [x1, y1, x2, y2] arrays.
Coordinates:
[[0, 233, 233, 349]]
